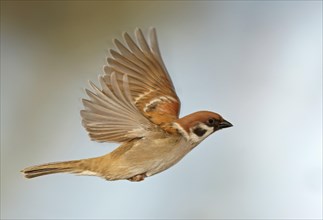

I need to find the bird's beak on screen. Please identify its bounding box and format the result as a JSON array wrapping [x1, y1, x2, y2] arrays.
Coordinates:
[[219, 119, 233, 129]]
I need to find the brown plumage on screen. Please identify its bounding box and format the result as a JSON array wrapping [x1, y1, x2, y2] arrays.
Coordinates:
[[21, 28, 232, 182]]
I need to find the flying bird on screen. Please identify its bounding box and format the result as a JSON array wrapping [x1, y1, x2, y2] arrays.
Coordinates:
[[22, 28, 232, 182]]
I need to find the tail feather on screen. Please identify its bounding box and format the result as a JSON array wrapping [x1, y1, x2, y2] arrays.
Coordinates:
[[21, 160, 83, 179]]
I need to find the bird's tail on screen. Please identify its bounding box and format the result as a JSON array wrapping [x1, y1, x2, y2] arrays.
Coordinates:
[[21, 160, 84, 179]]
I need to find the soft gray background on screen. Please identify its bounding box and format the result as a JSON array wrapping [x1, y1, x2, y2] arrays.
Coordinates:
[[1, 1, 322, 219]]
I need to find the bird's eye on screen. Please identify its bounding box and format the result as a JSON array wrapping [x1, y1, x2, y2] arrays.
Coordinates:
[[207, 118, 216, 126]]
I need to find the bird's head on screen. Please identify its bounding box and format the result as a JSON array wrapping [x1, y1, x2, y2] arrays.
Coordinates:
[[174, 111, 232, 144]]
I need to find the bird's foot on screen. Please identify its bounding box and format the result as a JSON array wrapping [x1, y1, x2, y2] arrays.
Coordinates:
[[128, 173, 147, 182]]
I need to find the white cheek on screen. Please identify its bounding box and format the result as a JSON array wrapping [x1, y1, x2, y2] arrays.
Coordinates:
[[189, 124, 214, 144]]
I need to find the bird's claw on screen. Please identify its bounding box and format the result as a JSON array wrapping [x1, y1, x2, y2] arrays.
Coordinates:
[[128, 173, 147, 182]]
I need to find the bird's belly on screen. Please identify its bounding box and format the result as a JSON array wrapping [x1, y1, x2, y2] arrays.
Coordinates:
[[127, 137, 193, 177]]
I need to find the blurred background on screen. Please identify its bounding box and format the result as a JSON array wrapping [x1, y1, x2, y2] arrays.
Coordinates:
[[1, 1, 322, 219]]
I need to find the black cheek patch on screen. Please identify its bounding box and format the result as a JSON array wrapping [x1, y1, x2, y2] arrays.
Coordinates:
[[193, 127, 207, 137]]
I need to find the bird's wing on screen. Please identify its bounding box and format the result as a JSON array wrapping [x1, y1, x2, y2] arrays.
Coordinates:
[[81, 28, 181, 143], [103, 28, 181, 126], [81, 73, 157, 143]]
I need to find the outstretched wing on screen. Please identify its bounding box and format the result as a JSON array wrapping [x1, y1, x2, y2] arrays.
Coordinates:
[[103, 28, 181, 126], [81, 73, 157, 143]]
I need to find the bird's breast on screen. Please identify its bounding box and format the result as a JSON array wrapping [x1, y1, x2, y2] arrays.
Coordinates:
[[123, 135, 194, 176]]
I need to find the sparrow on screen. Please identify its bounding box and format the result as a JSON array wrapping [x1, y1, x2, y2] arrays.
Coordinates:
[[21, 28, 232, 182]]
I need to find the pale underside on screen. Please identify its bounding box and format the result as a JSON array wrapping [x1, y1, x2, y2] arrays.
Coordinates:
[[81, 133, 195, 180]]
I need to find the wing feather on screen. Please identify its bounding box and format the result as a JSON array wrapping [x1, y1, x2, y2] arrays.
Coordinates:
[[135, 29, 151, 55], [104, 28, 181, 125], [81, 72, 156, 143]]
